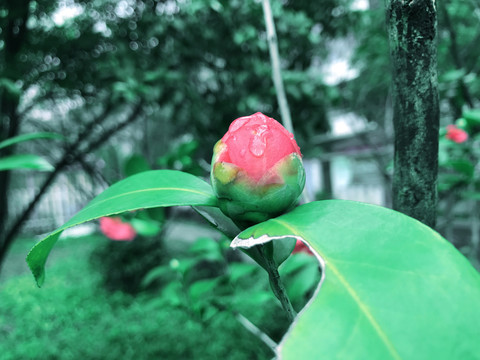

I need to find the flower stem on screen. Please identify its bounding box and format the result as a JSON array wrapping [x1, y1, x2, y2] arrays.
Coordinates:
[[258, 245, 297, 322]]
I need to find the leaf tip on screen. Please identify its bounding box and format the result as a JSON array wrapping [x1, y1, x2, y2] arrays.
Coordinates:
[[26, 249, 45, 288], [25, 230, 63, 288]]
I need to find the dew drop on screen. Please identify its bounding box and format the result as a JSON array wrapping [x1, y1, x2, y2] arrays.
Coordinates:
[[240, 148, 246, 157], [249, 134, 266, 157], [256, 124, 268, 136], [229, 117, 249, 133]]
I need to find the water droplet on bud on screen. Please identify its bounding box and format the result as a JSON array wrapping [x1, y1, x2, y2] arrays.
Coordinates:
[[249, 134, 266, 157], [258, 124, 268, 134], [229, 117, 249, 132]]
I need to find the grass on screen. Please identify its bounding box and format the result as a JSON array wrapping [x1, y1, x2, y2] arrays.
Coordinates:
[[0, 231, 282, 360]]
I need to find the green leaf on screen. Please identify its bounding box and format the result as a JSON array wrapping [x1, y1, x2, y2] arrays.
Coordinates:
[[171, 258, 198, 276], [440, 68, 466, 83], [160, 281, 185, 307], [189, 278, 222, 301], [0, 132, 63, 150], [141, 264, 173, 288], [188, 237, 224, 262], [123, 153, 151, 177], [0, 77, 22, 98], [130, 217, 162, 237], [462, 109, 480, 126], [232, 200, 480, 360], [228, 262, 259, 283], [26, 170, 218, 287], [460, 191, 480, 200], [280, 253, 321, 308], [437, 173, 466, 191], [0, 154, 54, 171], [440, 158, 475, 178]]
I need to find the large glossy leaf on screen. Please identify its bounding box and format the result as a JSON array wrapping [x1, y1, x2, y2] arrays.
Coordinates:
[[27, 170, 217, 287], [0, 154, 54, 171], [232, 200, 480, 360]]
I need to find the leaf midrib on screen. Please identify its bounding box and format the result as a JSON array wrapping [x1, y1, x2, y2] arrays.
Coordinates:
[[81, 186, 215, 213]]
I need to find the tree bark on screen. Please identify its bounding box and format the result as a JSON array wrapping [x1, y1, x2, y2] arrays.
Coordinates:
[[0, 0, 31, 244], [386, 0, 439, 228]]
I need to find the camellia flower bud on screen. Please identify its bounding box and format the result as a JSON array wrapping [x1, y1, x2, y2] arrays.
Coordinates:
[[445, 124, 468, 143], [99, 216, 137, 241], [211, 112, 305, 225]]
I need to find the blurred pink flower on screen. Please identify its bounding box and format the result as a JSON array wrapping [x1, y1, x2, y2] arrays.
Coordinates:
[[99, 216, 136, 241], [292, 239, 313, 255], [446, 125, 468, 143]]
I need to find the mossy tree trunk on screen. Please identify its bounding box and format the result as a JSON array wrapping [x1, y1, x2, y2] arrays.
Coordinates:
[[387, 0, 439, 228]]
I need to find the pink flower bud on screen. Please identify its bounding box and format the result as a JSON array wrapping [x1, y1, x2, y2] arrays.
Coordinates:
[[446, 125, 468, 143], [211, 112, 305, 225], [99, 216, 137, 241]]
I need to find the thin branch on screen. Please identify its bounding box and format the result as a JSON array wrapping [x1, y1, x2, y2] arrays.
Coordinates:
[[235, 312, 278, 352], [261, 0, 294, 135], [77, 156, 110, 190], [211, 299, 277, 353], [83, 101, 143, 155], [0, 101, 143, 266], [261, 0, 311, 204], [438, 0, 474, 108]]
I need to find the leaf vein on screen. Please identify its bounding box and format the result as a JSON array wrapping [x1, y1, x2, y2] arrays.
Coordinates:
[[81, 187, 214, 212]]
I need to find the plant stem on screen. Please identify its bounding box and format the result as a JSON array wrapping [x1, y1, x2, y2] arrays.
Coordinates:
[[258, 245, 297, 322]]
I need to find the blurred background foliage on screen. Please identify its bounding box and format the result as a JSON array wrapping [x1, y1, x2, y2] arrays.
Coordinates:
[[1, 0, 479, 170], [1, 232, 320, 359], [1, 0, 480, 358]]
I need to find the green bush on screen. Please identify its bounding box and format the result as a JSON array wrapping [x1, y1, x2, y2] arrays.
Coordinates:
[[0, 235, 293, 360], [90, 233, 168, 294]]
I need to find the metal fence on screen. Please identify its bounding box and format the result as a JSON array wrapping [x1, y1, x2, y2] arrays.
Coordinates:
[[10, 157, 476, 253], [9, 156, 391, 236], [8, 171, 102, 235]]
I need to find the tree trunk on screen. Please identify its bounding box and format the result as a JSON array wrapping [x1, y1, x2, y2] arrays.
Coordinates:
[[0, 0, 30, 244], [386, 0, 439, 228]]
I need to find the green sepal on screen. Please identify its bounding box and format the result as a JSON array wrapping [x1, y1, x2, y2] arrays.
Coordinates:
[[212, 153, 305, 224]]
